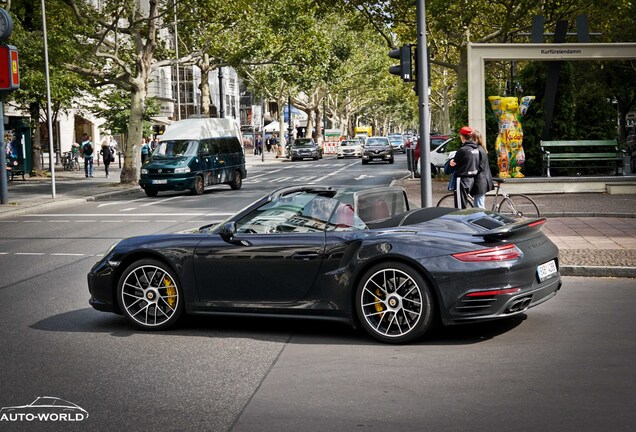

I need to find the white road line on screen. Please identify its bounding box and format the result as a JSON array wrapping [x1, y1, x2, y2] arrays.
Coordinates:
[[141, 196, 185, 207], [25, 213, 208, 217], [51, 253, 86, 256], [15, 252, 46, 256]]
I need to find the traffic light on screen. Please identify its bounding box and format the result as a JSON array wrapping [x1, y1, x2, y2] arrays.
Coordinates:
[[0, 44, 19, 94], [388, 45, 412, 82]]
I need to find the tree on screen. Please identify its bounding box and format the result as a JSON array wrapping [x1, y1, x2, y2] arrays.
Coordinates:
[[60, 0, 192, 183], [7, 0, 91, 174]]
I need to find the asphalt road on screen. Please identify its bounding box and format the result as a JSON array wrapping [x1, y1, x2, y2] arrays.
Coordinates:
[[1, 154, 634, 431]]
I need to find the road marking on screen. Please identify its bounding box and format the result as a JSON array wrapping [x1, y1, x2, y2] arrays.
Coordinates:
[[120, 208, 136, 212], [141, 196, 185, 207], [51, 253, 86, 256], [15, 252, 46, 256]]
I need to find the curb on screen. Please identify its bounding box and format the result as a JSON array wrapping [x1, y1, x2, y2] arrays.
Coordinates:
[[560, 265, 636, 278]]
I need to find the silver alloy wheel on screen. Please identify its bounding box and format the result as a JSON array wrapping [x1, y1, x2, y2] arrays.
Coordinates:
[[120, 264, 180, 328], [359, 268, 423, 338]]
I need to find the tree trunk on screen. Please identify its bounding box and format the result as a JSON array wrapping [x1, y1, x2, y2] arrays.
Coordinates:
[[29, 102, 43, 174], [199, 54, 211, 116], [121, 86, 146, 183]]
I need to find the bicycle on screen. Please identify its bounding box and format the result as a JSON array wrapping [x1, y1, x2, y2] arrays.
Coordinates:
[[436, 177, 541, 218]]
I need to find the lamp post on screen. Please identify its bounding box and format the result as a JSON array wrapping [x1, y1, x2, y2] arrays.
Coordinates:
[[218, 67, 224, 118], [41, 0, 56, 198], [173, 0, 181, 120], [287, 94, 293, 144]]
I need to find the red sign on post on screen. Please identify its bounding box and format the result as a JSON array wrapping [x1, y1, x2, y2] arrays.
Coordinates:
[[0, 44, 19, 93]]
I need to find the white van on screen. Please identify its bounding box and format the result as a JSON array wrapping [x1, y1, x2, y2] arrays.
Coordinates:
[[139, 118, 247, 197]]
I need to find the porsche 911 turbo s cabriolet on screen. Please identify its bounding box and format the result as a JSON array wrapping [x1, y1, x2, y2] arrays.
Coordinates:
[[87, 185, 561, 344]]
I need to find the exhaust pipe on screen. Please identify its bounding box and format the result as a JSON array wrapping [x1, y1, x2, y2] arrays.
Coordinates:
[[506, 296, 532, 313]]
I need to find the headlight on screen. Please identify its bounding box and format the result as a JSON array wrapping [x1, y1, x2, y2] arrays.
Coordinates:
[[174, 167, 191, 173], [141, 168, 148, 174]]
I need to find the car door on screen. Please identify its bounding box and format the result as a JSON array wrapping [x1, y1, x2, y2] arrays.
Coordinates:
[[193, 231, 325, 304]]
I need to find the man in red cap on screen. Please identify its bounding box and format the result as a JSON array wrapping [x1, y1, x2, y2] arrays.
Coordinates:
[[449, 126, 480, 208]]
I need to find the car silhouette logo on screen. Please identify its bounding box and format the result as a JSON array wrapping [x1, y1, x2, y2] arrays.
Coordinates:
[[0, 397, 89, 422]]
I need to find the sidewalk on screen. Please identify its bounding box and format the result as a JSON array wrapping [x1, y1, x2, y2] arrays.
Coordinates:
[[397, 177, 636, 278], [1, 163, 635, 277]]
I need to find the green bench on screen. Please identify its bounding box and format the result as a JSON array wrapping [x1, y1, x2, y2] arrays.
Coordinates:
[[540, 140, 623, 177]]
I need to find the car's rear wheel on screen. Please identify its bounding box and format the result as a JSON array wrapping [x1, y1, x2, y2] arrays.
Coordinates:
[[356, 262, 434, 344], [191, 175, 204, 195], [117, 259, 184, 330], [229, 170, 242, 190]]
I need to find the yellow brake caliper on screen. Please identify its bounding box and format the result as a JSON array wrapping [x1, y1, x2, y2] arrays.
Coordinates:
[[163, 277, 177, 308], [374, 289, 385, 315]]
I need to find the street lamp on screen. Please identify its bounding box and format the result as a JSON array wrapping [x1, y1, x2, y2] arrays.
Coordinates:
[[41, 0, 56, 198]]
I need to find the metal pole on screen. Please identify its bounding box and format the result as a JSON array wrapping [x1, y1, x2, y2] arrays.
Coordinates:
[[0, 102, 7, 204], [218, 67, 224, 118], [173, 0, 181, 120], [416, 0, 431, 207], [41, 0, 56, 198]]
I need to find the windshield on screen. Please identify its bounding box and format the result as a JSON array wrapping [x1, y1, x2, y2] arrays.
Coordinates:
[[366, 138, 389, 147], [235, 191, 367, 233], [152, 140, 198, 158], [293, 139, 315, 148], [340, 141, 359, 147]]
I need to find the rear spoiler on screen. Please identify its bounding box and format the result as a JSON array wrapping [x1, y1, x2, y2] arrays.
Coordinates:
[[474, 218, 547, 241]]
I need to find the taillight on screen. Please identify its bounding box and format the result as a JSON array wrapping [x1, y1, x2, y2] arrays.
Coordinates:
[[452, 244, 521, 262], [466, 288, 521, 297]]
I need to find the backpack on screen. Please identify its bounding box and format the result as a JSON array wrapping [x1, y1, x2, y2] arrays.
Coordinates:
[[83, 142, 93, 156]]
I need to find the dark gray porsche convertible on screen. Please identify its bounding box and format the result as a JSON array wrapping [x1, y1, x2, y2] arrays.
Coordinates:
[[88, 185, 561, 344]]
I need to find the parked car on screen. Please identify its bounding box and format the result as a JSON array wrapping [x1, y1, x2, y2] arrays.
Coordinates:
[[337, 139, 363, 158], [362, 136, 394, 164], [87, 185, 561, 344], [414, 136, 458, 176], [289, 138, 323, 161], [430, 134, 450, 149], [138, 118, 246, 197]]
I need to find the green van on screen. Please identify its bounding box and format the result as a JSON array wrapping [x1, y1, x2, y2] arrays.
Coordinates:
[[139, 118, 247, 197]]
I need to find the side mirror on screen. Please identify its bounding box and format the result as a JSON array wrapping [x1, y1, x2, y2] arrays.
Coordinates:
[[219, 222, 237, 243], [219, 222, 251, 246]]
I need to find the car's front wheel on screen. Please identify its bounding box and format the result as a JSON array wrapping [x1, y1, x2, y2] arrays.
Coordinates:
[[356, 262, 434, 343], [191, 175, 204, 195], [118, 259, 184, 330], [229, 170, 242, 190]]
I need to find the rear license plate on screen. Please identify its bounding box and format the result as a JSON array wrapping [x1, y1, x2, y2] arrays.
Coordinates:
[[151, 179, 167, 184], [537, 259, 557, 282]]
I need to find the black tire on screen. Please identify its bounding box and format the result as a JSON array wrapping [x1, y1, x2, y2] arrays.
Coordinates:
[[229, 170, 242, 190], [144, 188, 158, 197], [362, 159, 368, 165], [436, 193, 475, 208], [117, 259, 184, 330], [496, 195, 541, 218], [356, 262, 434, 344], [389, 158, 394, 164], [436, 193, 455, 207], [191, 175, 204, 195]]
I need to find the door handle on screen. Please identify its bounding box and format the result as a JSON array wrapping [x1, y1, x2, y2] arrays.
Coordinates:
[[291, 252, 320, 260]]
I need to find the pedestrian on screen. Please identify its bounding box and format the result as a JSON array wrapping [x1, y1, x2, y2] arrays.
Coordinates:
[[141, 138, 150, 164], [470, 130, 494, 209], [266, 136, 272, 153], [80, 133, 94, 178], [100, 138, 115, 178], [449, 126, 480, 209]]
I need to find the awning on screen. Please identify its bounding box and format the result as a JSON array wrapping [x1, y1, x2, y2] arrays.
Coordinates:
[[263, 120, 289, 132], [150, 116, 174, 126]]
